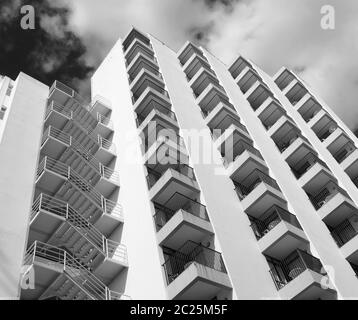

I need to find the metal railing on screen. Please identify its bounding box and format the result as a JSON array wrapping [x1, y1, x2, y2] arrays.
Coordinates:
[[290, 153, 329, 179], [97, 113, 113, 129], [222, 139, 262, 166], [24, 241, 119, 300], [162, 240, 226, 285], [37, 157, 123, 219], [274, 129, 301, 153], [315, 121, 338, 142], [146, 164, 195, 189], [308, 182, 350, 210], [331, 219, 358, 247], [269, 250, 326, 290], [31, 194, 126, 261], [153, 193, 209, 231], [234, 169, 280, 200], [98, 136, 117, 154], [42, 126, 119, 185], [332, 141, 356, 164], [249, 205, 302, 240]]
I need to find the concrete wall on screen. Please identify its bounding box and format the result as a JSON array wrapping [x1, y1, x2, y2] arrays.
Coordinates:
[[150, 36, 280, 299], [0, 73, 48, 299], [91, 39, 167, 299]]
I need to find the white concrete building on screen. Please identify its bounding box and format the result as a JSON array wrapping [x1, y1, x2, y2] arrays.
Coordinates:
[[2, 28, 358, 300]]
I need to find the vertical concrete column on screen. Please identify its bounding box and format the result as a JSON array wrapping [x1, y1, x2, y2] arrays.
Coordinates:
[[0, 73, 48, 299]]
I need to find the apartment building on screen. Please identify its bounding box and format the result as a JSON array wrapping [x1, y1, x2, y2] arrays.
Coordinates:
[[2, 27, 358, 300]]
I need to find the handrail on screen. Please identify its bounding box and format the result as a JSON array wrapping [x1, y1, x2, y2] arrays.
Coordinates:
[[290, 153, 328, 179], [146, 164, 195, 189], [37, 156, 123, 219], [153, 192, 209, 231], [249, 205, 302, 240], [162, 240, 226, 285], [269, 249, 325, 290], [43, 126, 119, 185], [31, 193, 126, 264], [25, 241, 110, 300], [234, 169, 280, 200], [308, 181, 349, 210]]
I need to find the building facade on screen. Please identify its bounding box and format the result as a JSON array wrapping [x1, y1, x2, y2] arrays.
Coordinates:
[[2, 28, 358, 300]]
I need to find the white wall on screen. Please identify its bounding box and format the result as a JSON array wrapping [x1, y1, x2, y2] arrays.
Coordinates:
[[91, 39, 167, 299], [0, 73, 48, 299]]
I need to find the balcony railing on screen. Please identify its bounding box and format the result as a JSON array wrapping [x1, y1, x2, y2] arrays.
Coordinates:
[[162, 240, 226, 285], [308, 182, 350, 210], [37, 157, 123, 219], [97, 113, 113, 130], [222, 139, 262, 167], [315, 122, 338, 142], [136, 108, 177, 127], [153, 193, 209, 231], [269, 250, 326, 290], [146, 164, 196, 189], [250, 206, 302, 240], [331, 219, 358, 247], [98, 136, 116, 154], [332, 141, 356, 164], [31, 194, 126, 261], [290, 153, 329, 179], [24, 241, 125, 300], [234, 169, 280, 200]]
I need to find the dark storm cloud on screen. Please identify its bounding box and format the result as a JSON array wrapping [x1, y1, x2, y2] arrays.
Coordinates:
[[0, 0, 93, 89]]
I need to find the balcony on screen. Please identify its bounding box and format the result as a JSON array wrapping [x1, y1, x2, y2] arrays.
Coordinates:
[[29, 194, 127, 283], [250, 206, 308, 259], [224, 140, 267, 181], [246, 82, 273, 111], [124, 38, 155, 66], [147, 165, 200, 205], [95, 112, 114, 138], [127, 51, 159, 83], [154, 193, 213, 250], [204, 102, 238, 127], [178, 42, 206, 66], [283, 80, 309, 107], [137, 107, 178, 134], [330, 140, 357, 166], [297, 96, 322, 123], [268, 250, 336, 300], [234, 169, 286, 215], [236, 66, 263, 94], [291, 153, 334, 188], [189, 68, 222, 98], [268, 114, 297, 141], [133, 87, 171, 117], [21, 242, 126, 300], [274, 68, 296, 91], [256, 97, 286, 130], [96, 136, 116, 164], [272, 126, 303, 154], [229, 56, 253, 80], [196, 83, 232, 114], [330, 217, 358, 248], [123, 28, 151, 52], [163, 241, 231, 300], [311, 115, 338, 143], [183, 53, 213, 81], [307, 181, 358, 226], [131, 69, 165, 103]]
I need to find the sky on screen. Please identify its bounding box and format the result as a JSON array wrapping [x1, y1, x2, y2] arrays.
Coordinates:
[[1, 0, 358, 131]]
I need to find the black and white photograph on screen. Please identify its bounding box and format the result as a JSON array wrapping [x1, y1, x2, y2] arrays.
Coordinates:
[[0, 0, 358, 313]]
